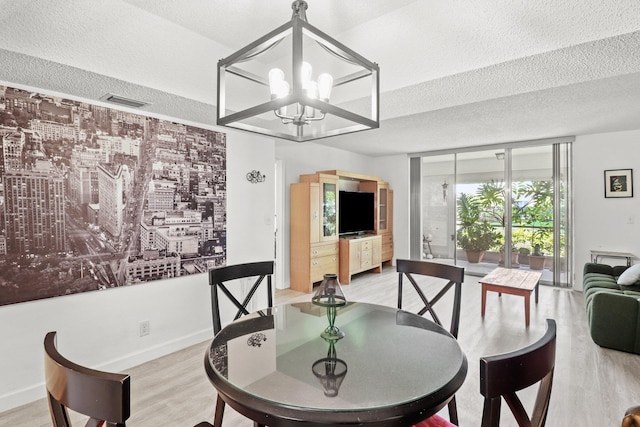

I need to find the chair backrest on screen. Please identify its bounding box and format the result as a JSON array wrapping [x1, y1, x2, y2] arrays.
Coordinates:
[[622, 406, 640, 427], [479, 318, 557, 427], [209, 260, 274, 335], [396, 259, 464, 338], [44, 331, 131, 427]]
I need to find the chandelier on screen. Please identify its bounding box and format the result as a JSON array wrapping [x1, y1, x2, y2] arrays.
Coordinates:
[[216, 1, 380, 142]]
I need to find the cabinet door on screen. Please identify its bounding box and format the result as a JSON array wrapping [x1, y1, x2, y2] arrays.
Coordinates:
[[320, 176, 338, 241], [372, 238, 382, 265], [386, 189, 393, 233], [310, 183, 320, 243], [349, 240, 361, 269], [378, 184, 389, 233]]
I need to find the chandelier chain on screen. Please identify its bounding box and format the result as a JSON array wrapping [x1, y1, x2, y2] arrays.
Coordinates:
[[291, 0, 308, 21]]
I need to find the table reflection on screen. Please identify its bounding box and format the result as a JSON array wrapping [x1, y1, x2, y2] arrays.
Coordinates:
[[312, 338, 347, 397]]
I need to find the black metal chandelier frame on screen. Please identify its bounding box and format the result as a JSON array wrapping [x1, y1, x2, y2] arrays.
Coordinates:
[[216, 1, 379, 142]]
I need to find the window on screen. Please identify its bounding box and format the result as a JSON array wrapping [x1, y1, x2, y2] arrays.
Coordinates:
[[411, 140, 572, 286]]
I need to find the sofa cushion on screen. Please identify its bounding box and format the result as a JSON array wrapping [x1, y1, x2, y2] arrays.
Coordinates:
[[622, 284, 640, 293], [618, 264, 640, 286], [583, 263, 640, 355], [583, 262, 615, 276], [587, 290, 640, 354], [584, 273, 620, 293]]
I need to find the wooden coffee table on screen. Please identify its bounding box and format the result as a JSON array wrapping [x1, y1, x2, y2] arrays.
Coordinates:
[[480, 267, 542, 327]]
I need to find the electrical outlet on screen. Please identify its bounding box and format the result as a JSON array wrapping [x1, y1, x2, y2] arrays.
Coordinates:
[[139, 320, 150, 337]]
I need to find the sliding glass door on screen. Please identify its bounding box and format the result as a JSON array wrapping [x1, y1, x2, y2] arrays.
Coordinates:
[[420, 154, 455, 263], [414, 141, 572, 286]]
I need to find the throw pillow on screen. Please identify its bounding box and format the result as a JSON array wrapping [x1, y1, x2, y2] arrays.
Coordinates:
[[617, 264, 640, 286]]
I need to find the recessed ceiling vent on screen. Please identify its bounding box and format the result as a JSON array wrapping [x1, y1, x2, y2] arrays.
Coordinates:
[[100, 93, 150, 108]]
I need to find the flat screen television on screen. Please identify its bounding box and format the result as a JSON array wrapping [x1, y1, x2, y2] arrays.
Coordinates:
[[339, 191, 375, 235]]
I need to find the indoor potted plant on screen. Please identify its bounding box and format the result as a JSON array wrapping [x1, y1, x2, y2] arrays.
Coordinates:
[[456, 193, 501, 263], [457, 221, 501, 263], [499, 245, 520, 267], [529, 244, 546, 270], [521, 181, 553, 270]]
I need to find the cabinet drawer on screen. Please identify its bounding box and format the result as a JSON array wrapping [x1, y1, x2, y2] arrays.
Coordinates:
[[382, 234, 393, 261], [360, 251, 372, 268], [311, 242, 338, 258], [311, 255, 339, 282]]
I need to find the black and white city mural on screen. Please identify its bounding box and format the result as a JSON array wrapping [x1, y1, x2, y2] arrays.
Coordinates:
[[0, 84, 227, 306]]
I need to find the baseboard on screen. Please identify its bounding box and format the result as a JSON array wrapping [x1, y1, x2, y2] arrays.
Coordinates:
[[98, 328, 213, 373]]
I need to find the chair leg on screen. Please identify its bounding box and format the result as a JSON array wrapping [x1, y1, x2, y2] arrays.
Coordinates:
[[213, 395, 225, 427], [447, 396, 459, 425], [481, 397, 501, 427]]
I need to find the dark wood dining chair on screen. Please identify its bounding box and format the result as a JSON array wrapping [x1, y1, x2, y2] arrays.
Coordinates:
[[44, 331, 131, 427], [209, 260, 274, 335], [397, 259, 464, 338], [479, 318, 557, 427], [45, 332, 220, 427], [622, 406, 640, 427], [208, 261, 274, 427], [397, 259, 464, 425]]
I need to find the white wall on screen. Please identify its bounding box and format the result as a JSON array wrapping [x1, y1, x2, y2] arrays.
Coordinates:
[[0, 129, 275, 412], [373, 155, 411, 261], [573, 130, 640, 289]]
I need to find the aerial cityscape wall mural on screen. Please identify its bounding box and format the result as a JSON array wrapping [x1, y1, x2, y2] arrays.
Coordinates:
[[0, 84, 227, 306]]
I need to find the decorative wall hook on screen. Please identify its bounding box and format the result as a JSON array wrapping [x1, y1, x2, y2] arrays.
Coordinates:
[[247, 170, 266, 183], [442, 179, 448, 201]]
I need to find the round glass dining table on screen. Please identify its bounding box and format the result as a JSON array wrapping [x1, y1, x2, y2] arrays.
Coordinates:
[[205, 302, 467, 426]]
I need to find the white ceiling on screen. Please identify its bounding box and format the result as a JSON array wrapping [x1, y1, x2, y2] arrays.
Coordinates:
[[0, 0, 639, 156]]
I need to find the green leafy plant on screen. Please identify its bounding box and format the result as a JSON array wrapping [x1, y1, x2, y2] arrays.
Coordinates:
[[459, 179, 555, 255], [456, 193, 501, 252], [521, 180, 553, 254], [457, 222, 501, 252]]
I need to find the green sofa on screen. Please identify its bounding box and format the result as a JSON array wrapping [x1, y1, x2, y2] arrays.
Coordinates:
[[583, 262, 640, 354]]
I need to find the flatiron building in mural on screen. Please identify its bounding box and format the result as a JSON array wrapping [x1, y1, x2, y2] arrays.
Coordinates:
[[0, 84, 227, 306]]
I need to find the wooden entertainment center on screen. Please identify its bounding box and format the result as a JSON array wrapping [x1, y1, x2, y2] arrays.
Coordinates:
[[339, 234, 382, 284], [290, 170, 393, 292]]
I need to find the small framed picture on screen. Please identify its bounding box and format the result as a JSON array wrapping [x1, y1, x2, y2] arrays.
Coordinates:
[[604, 169, 633, 198]]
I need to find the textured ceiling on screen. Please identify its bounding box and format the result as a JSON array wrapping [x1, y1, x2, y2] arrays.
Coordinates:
[[0, 0, 639, 156]]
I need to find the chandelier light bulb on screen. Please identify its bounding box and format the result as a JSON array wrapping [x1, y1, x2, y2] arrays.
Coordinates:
[[301, 61, 313, 90], [317, 73, 333, 101], [276, 81, 289, 116], [278, 80, 290, 98], [306, 81, 318, 99], [268, 68, 286, 97], [306, 81, 318, 117]]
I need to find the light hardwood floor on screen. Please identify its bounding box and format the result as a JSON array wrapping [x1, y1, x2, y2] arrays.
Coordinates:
[[2, 266, 639, 426]]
